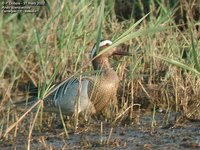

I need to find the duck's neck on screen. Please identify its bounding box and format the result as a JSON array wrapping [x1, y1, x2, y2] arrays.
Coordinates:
[[92, 57, 112, 71]]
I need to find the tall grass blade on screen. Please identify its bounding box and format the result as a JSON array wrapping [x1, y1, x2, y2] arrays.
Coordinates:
[[117, 12, 151, 40], [190, 30, 200, 72], [155, 55, 200, 76], [95, 0, 105, 54], [96, 25, 177, 58]]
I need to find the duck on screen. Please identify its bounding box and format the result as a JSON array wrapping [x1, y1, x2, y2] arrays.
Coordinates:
[[15, 40, 132, 116]]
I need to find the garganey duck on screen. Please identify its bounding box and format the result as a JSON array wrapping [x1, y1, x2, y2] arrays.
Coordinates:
[[16, 40, 131, 116]]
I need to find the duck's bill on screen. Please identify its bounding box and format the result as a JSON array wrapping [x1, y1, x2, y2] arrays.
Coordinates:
[[113, 47, 132, 56]]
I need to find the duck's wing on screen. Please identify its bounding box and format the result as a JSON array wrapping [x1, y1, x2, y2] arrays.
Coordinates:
[[14, 77, 78, 106], [14, 76, 96, 115], [44, 76, 98, 114]]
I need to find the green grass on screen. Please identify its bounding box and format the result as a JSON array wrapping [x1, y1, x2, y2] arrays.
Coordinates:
[[0, 0, 200, 149]]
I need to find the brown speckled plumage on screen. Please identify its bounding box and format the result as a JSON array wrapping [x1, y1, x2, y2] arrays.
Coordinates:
[[86, 68, 120, 113], [15, 40, 131, 116]]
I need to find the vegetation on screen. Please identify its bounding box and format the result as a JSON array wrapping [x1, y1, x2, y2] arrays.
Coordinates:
[[0, 0, 199, 149]]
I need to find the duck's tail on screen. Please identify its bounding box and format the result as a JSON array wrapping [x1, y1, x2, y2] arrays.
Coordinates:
[[13, 97, 39, 111]]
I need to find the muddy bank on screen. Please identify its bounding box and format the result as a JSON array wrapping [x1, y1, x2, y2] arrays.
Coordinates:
[[1, 112, 200, 150]]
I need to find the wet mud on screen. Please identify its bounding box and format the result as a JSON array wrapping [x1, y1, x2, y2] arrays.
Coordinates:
[[1, 112, 200, 150]]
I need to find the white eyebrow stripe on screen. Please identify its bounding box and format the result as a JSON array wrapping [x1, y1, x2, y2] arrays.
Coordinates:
[[90, 40, 112, 58], [99, 40, 112, 47]]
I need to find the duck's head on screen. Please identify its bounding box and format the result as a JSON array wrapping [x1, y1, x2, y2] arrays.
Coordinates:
[[91, 40, 131, 58], [90, 40, 131, 70]]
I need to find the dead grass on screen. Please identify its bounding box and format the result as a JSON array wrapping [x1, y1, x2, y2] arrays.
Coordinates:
[[0, 0, 200, 149]]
